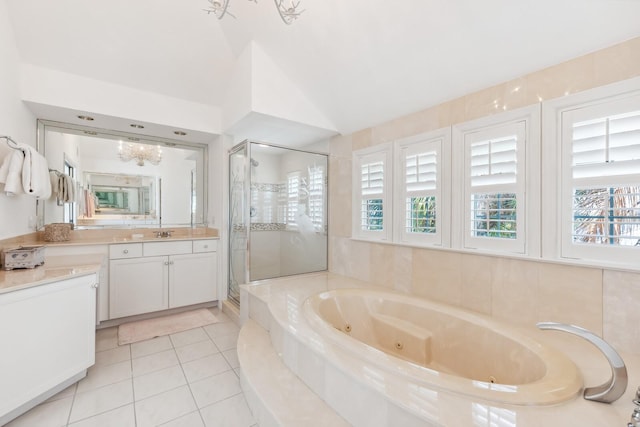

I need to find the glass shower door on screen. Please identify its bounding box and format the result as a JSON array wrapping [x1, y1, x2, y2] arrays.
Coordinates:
[[228, 143, 249, 305]]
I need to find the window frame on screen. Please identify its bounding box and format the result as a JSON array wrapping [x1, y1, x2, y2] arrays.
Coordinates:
[[393, 128, 451, 248], [452, 105, 540, 256], [542, 77, 640, 266], [352, 143, 393, 242]]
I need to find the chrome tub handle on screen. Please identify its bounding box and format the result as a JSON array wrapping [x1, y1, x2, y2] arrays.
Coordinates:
[[537, 321, 627, 404]]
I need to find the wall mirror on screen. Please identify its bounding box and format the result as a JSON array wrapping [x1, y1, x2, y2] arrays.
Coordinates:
[[36, 120, 208, 229]]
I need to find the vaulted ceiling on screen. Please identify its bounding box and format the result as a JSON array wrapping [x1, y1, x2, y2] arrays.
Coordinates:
[[5, 0, 640, 143]]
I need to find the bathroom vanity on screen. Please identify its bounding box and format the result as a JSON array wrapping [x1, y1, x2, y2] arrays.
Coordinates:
[[109, 239, 218, 318]]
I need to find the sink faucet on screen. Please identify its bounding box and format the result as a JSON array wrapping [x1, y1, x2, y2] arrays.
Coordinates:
[[155, 230, 173, 238], [537, 322, 627, 403]]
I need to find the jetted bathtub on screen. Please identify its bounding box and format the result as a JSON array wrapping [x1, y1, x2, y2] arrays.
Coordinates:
[[302, 288, 583, 405]]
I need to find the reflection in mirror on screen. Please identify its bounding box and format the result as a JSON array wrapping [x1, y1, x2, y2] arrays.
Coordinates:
[[81, 172, 156, 226], [37, 120, 208, 229]]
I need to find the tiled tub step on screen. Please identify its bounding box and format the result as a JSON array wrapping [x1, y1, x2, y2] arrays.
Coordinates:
[[237, 319, 350, 427]]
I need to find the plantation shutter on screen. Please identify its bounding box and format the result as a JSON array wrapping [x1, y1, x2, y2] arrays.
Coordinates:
[[463, 121, 526, 253], [353, 145, 392, 241], [286, 172, 300, 227], [572, 110, 640, 181], [400, 139, 440, 240], [308, 166, 325, 231], [406, 150, 437, 195], [563, 97, 640, 253], [361, 161, 384, 196], [470, 135, 518, 190], [360, 160, 384, 231]]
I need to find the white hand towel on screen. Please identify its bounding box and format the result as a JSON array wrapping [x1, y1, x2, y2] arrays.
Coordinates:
[[50, 171, 59, 195], [0, 150, 25, 196], [22, 146, 52, 199], [64, 175, 76, 203]]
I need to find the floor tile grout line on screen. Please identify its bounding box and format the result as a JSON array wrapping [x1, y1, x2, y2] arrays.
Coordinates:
[[66, 401, 134, 426], [175, 340, 208, 427], [64, 383, 78, 427]]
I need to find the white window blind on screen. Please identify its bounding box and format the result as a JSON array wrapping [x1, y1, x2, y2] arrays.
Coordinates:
[[564, 101, 640, 252], [308, 166, 325, 232], [399, 138, 441, 242], [462, 121, 526, 253], [572, 111, 640, 179], [353, 145, 392, 241], [286, 172, 300, 227], [360, 160, 384, 231], [470, 135, 518, 189], [405, 150, 437, 235]]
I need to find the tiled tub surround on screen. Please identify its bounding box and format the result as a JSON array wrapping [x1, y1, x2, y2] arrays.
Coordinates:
[[328, 36, 640, 357], [239, 273, 640, 427]]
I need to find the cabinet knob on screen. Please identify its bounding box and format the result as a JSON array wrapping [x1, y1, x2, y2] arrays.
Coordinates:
[[123, 249, 129, 254], [203, 245, 208, 249], [164, 261, 169, 265], [91, 283, 99, 289]]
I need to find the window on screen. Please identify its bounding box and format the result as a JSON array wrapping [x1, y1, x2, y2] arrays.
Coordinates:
[[286, 171, 300, 228], [557, 91, 640, 263], [464, 123, 525, 252], [63, 160, 76, 224], [352, 144, 393, 241], [468, 133, 519, 240], [453, 106, 539, 255], [308, 166, 325, 232], [394, 129, 451, 247]]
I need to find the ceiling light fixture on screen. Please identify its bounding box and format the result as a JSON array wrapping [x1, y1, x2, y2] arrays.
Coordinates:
[[118, 141, 162, 167], [203, 0, 304, 25]]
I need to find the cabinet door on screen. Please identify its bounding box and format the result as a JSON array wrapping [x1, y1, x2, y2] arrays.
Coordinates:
[[109, 256, 168, 318], [0, 274, 97, 425], [169, 252, 217, 308]]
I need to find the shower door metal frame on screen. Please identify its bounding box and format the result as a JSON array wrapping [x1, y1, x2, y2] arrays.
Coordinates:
[[227, 139, 329, 305], [227, 141, 252, 305]]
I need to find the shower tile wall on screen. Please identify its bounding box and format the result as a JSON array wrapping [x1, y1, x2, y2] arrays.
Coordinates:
[[328, 36, 640, 355]]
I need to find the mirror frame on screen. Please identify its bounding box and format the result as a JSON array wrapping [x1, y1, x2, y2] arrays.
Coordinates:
[[36, 119, 209, 230]]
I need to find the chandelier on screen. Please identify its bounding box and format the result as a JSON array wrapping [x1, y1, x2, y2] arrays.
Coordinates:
[[204, 0, 304, 25], [118, 141, 162, 167]]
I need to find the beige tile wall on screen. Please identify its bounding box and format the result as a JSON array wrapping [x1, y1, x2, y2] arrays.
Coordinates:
[[328, 37, 640, 355]]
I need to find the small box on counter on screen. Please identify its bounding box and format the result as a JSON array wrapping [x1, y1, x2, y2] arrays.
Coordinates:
[[1, 245, 46, 270]]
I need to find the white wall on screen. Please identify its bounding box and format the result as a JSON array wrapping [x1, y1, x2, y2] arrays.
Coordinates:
[[0, 0, 38, 239]]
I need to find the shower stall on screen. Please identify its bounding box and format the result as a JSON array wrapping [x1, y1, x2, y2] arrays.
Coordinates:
[[228, 141, 328, 305]]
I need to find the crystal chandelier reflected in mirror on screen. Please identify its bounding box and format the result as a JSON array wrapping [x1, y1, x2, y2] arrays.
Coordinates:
[[118, 141, 162, 167], [204, 0, 304, 25]]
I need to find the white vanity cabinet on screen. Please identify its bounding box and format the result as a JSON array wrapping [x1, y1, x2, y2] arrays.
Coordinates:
[[109, 239, 218, 319], [0, 274, 98, 426]]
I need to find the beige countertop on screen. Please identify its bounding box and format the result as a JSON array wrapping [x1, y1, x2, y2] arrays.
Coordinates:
[[0, 254, 102, 294], [0, 227, 219, 249]]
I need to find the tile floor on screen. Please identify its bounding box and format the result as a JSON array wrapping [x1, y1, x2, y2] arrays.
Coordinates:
[[6, 308, 257, 427]]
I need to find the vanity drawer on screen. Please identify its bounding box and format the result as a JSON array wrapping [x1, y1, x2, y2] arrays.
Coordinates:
[[193, 239, 218, 253], [109, 243, 143, 259], [143, 241, 192, 257]]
